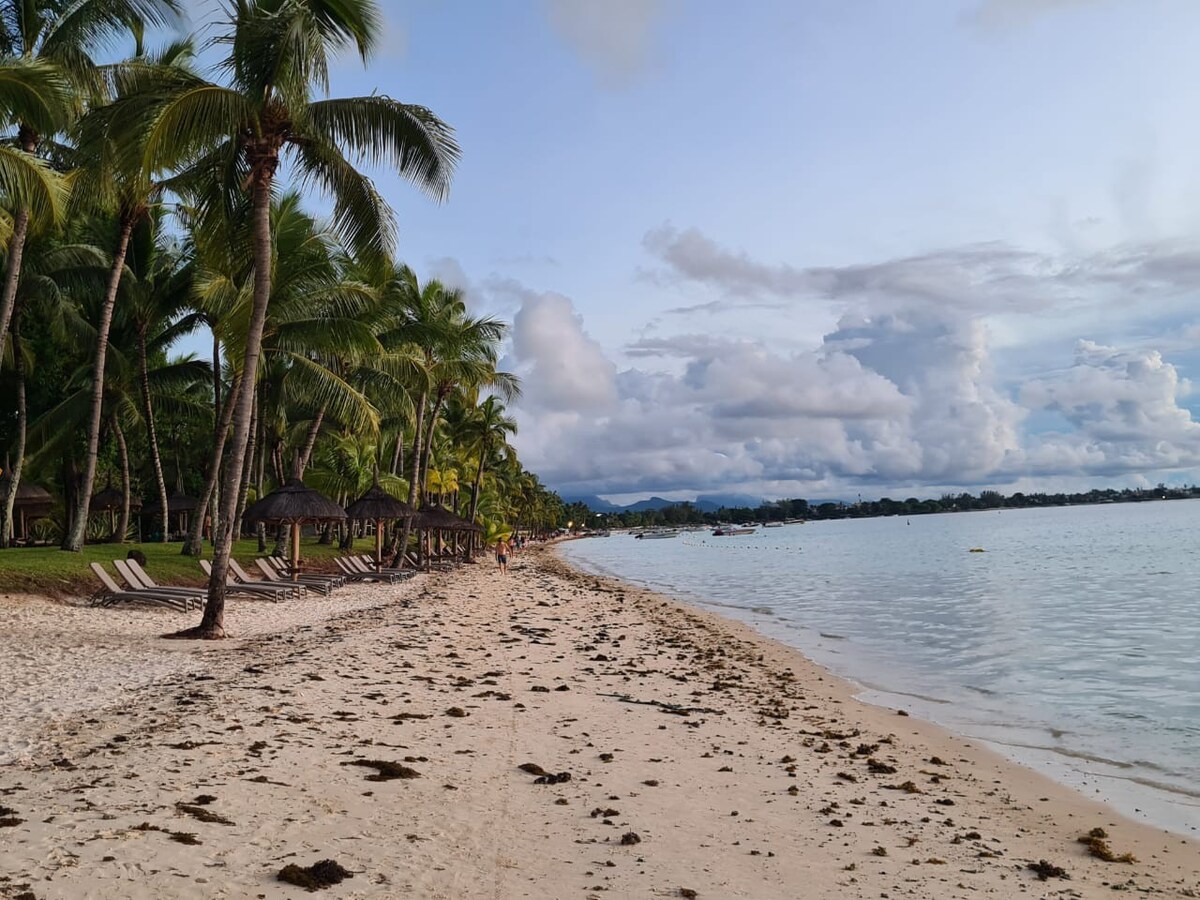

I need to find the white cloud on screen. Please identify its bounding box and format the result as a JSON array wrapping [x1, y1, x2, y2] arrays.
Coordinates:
[[541, 0, 672, 85], [496, 230, 1200, 500]]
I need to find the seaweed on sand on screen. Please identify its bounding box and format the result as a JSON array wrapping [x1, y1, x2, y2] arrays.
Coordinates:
[[1078, 828, 1137, 863], [341, 759, 421, 781], [277, 859, 354, 891], [1027, 860, 1070, 881]]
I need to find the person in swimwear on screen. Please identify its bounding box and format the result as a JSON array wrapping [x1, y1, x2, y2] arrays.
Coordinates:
[[495, 537, 511, 575]]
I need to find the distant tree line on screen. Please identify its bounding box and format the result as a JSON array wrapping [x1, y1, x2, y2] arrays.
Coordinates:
[[564, 484, 1199, 530]]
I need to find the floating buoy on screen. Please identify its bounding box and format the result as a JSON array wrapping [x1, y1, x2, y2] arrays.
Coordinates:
[[969, 547, 985, 553]]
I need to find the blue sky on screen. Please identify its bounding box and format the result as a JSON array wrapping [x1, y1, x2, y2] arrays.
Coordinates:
[[174, 0, 1200, 502]]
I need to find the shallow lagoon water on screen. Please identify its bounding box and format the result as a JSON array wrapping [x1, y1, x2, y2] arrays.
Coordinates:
[[560, 501, 1200, 835]]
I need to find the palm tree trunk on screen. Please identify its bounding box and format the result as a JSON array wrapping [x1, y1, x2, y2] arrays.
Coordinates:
[[113, 416, 131, 543], [392, 391, 427, 568], [183, 375, 240, 556], [0, 205, 29, 370], [185, 162, 276, 639], [233, 385, 258, 537], [255, 412, 267, 551], [465, 447, 487, 561], [419, 392, 446, 506], [63, 217, 135, 552], [390, 430, 402, 476], [298, 403, 326, 474], [134, 323, 172, 544], [0, 310, 26, 548]]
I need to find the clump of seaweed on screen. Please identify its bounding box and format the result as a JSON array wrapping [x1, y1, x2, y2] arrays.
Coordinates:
[[341, 759, 421, 781], [277, 859, 353, 891], [884, 780, 923, 794], [867, 759, 897, 774], [1027, 859, 1070, 881], [132, 822, 200, 845], [620, 831, 642, 845], [871, 846, 888, 857], [518, 762, 571, 784], [1077, 828, 1137, 863], [175, 802, 235, 825]]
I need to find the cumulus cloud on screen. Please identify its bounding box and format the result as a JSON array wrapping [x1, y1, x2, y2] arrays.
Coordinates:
[[508, 286, 618, 413], [542, 0, 672, 85], [499, 232, 1200, 499], [1021, 341, 1200, 473]]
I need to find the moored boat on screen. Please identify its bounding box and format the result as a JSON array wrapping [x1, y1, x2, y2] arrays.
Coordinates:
[[712, 527, 755, 536], [635, 530, 680, 540]]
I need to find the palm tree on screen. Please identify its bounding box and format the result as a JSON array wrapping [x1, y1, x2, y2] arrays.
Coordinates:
[[0, 0, 180, 364], [143, 0, 457, 638], [459, 395, 517, 541], [61, 38, 196, 551]]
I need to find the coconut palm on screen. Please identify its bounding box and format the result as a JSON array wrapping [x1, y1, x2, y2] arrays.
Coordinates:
[[0, 0, 181, 365], [141, 0, 457, 637], [458, 395, 517, 539], [61, 38, 197, 551]]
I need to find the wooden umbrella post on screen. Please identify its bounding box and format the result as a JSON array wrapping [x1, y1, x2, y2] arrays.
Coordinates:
[[375, 518, 383, 568], [292, 518, 302, 582]]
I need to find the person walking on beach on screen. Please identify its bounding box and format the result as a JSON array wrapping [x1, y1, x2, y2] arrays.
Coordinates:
[[496, 537, 512, 575]]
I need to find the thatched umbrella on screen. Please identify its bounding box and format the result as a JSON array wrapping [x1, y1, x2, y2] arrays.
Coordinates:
[[243, 478, 346, 580], [3, 479, 53, 543], [92, 486, 143, 541], [344, 481, 413, 567], [142, 492, 199, 538], [410, 504, 481, 569], [91, 487, 141, 511]]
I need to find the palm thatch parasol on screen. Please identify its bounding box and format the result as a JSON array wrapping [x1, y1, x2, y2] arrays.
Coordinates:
[[141, 492, 200, 539], [344, 481, 414, 567], [2, 479, 53, 542], [243, 478, 346, 579], [411, 504, 481, 531], [92, 487, 142, 511]]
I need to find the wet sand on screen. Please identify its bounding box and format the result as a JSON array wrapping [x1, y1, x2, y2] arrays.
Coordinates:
[[0, 547, 1197, 898]]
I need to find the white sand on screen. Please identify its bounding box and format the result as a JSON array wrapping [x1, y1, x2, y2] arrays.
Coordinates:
[[0, 548, 1196, 899]]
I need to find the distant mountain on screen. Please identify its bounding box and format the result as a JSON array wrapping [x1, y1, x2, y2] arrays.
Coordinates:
[[561, 492, 766, 513], [623, 496, 677, 512], [559, 494, 622, 512]]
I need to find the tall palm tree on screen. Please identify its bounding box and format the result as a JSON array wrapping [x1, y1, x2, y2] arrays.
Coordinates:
[[61, 38, 196, 551], [143, 0, 457, 638], [0, 0, 180, 363], [459, 395, 517, 536]]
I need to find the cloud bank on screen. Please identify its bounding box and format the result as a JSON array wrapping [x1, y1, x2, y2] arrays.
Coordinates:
[[501, 227, 1200, 499]]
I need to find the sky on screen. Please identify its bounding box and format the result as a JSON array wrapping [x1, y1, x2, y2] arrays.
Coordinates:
[[174, 0, 1200, 503]]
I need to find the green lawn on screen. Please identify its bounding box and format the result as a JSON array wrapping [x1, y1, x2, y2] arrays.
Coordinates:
[[0, 538, 353, 598]]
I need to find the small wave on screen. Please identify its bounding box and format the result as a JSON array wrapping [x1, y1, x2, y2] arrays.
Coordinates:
[[819, 632, 847, 640], [963, 684, 998, 696]]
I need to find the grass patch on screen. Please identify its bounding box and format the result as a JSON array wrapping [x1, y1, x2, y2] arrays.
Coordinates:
[[0, 538, 349, 599]]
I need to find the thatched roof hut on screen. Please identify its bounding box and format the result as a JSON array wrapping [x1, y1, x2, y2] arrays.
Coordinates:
[[344, 483, 414, 521], [345, 482, 414, 566], [92, 487, 142, 511], [243, 479, 346, 577], [244, 479, 346, 524], [141, 492, 198, 514], [412, 504, 481, 532]]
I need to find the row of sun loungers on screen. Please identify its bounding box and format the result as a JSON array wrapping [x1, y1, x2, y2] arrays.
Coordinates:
[[88, 555, 416, 610]]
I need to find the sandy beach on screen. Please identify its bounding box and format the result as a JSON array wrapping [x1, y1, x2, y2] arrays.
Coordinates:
[[1, 546, 1197, 899]]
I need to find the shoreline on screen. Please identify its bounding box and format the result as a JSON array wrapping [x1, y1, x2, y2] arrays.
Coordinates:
[[560, 538, 1200, 840], [1, 547, 1197, 898]]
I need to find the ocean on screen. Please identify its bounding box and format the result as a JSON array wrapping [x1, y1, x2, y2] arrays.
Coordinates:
[[559, 500, 1200, 836]]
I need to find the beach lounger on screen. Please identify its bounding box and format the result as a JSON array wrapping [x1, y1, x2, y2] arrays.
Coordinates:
[[351, 555, 414, 579], [228, 558, 307, 599], [88, 562, 193, 612], [198, 560, 291, 602], [268, 556, 346, 588], [254, 557, 338, 594], [334, 556, 397, 583], [115, 560, 208, 607]]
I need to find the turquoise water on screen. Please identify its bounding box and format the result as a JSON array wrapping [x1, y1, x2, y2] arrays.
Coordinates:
[[559, 501, 1200, 835]]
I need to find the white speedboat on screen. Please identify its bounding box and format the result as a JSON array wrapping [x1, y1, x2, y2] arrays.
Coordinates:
[[635, 530, 679, 540]]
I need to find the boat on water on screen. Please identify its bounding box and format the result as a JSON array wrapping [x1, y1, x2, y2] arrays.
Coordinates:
[[712, 527, 755, 536], [634, 530, 680, 540], [762, 522, 783, 528]]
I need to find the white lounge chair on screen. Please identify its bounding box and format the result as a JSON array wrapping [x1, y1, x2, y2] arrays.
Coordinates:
[[199, 560, 291, 602]]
